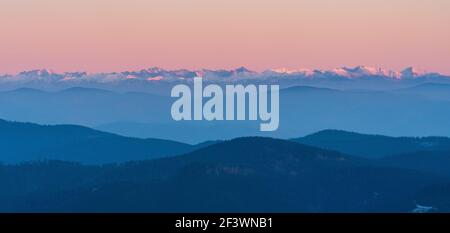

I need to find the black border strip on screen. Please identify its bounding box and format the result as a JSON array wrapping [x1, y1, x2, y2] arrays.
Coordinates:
[[1, 213, 449, 232]]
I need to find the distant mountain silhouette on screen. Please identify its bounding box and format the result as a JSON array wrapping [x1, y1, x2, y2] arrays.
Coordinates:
[[0, 119, 197, 164], [4, 84, 450, 141], [0, 87, 172, 126], [281, 85, 338, 93], [293, 130, 450, 159], [406, 83, 450, 91], [395, 83, 450, 101], [59, 87, 115, 94], [0, 137, 447, 212], [4, 87, 47, 94], [93, 85, 450, 142]]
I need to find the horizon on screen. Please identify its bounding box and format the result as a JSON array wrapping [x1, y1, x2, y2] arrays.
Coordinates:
[[1, 65, 447, 76]]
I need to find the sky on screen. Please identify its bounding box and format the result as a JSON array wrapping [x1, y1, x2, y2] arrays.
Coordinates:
[[0, 0, 449, 74]]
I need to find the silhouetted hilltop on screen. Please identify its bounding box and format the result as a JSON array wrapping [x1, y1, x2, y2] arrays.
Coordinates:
[[293, 129, 450, 158], [0, 119, 195, 164]]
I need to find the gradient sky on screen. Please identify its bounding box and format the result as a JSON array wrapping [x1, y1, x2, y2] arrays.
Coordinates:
[[0, 0, 449, 74]]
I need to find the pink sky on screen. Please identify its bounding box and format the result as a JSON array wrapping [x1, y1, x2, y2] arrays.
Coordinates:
[[0, 0, 449, 74]]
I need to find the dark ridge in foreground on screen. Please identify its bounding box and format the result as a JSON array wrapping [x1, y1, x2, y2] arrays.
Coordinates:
[[0, 137, 448, 213]]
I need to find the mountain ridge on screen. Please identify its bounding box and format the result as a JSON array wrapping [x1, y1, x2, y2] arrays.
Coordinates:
[[0, 119, 198, 164], [1, 66, 448, 83]]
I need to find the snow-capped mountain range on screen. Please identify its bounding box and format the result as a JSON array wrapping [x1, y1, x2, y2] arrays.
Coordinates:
[[1, 66, 449, 94], [0, 66, 446, 83]]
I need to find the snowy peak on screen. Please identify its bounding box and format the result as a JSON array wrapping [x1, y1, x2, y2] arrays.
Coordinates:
[[18, 69, 53, 77], [328, 66, 401, 79], [234, 66, 254, 74], [194, 67, 255, 79], [146, 67, 166, 74], [400, 67, 431, 78], [268, 66, 405, 79], [267, 68, 315, 76]]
